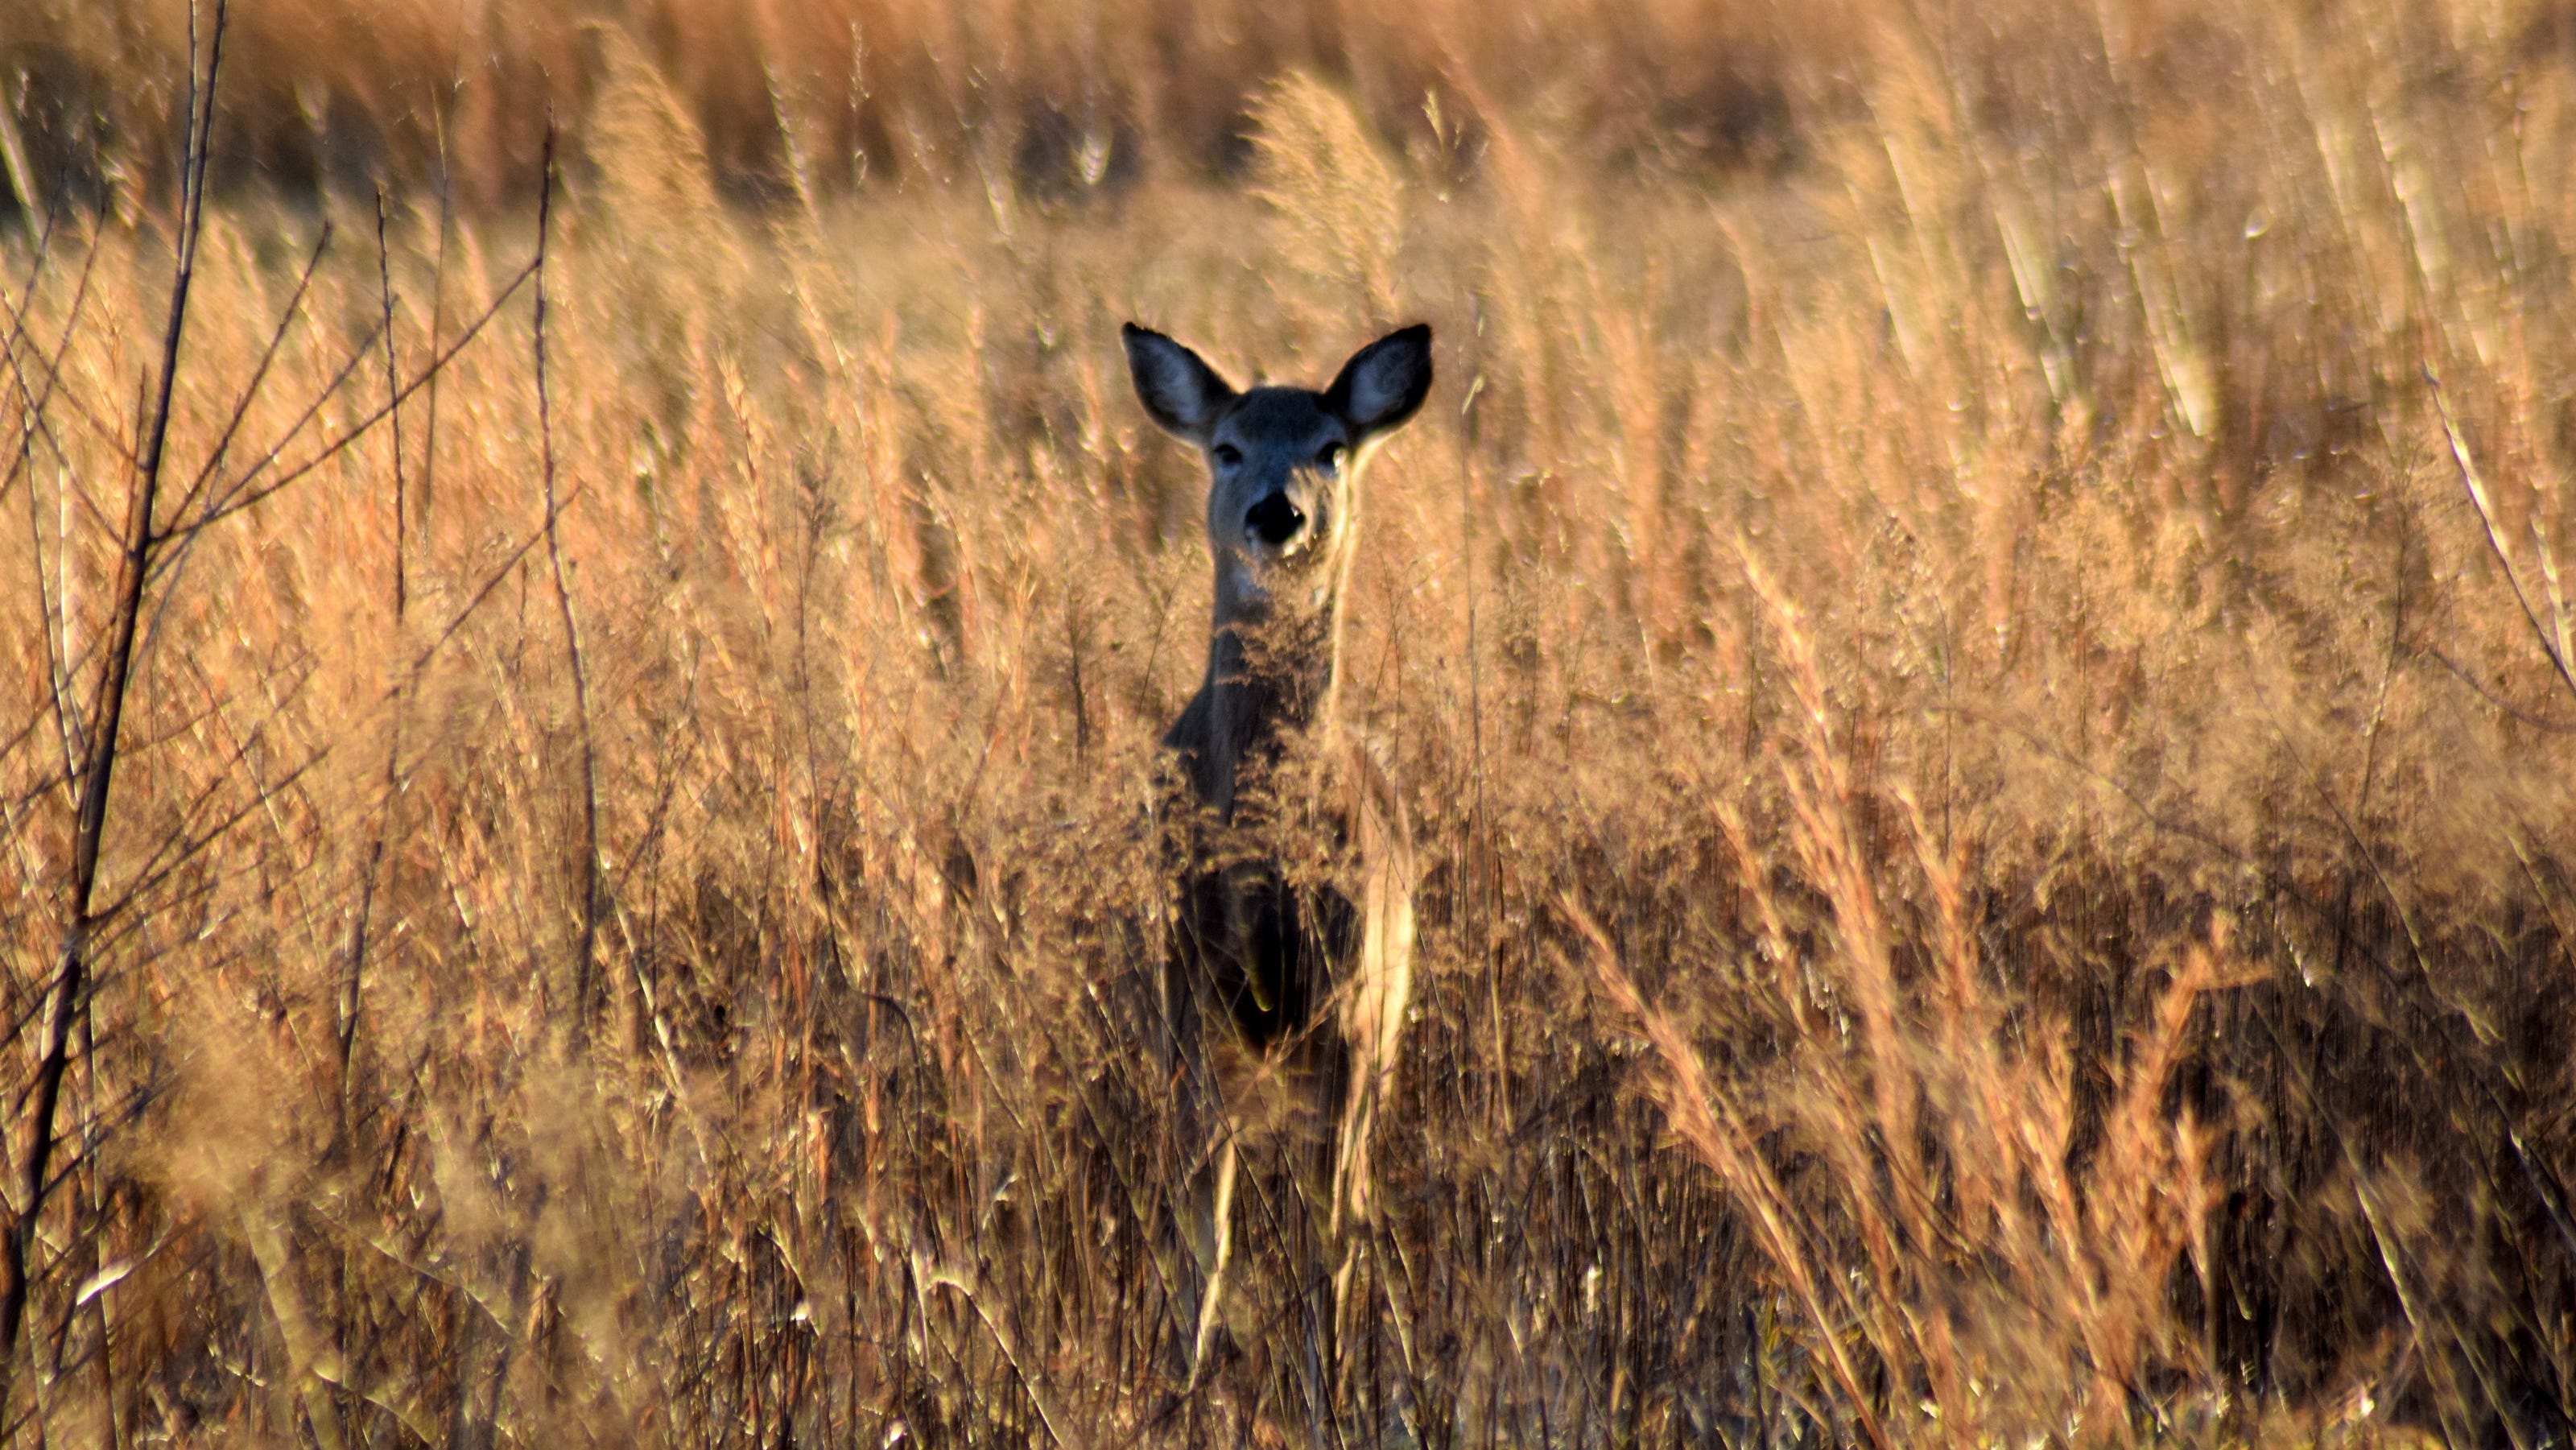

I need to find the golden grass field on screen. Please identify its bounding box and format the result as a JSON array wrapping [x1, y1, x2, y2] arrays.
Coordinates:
[[8, 0, 2576, 1444]]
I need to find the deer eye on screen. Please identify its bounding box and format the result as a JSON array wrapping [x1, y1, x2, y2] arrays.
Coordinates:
[[1315, 444, 1345, 472], [1212, 443, 1242, 468]]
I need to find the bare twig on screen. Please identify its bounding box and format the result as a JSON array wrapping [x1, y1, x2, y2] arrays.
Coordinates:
[[0, 193, 61, 512], [417, 104, 455, 541], [0, 0, 227, 1390], [152, 252, 540, 551], [340, 188, 411, 1082], [2426, 361, 2576, 713], [379, 189, 407, 619], [2422, 646, 2576, 733], [530, 119, 605, 1042], [154, 222, 336, 534], [2, 205, 101, 785]]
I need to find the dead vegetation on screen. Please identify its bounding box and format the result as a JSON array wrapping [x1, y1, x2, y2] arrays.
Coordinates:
[[6, 1, 2576, 1444]]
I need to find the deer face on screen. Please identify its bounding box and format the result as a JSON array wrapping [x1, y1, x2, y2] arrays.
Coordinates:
[[1125, 324, 1434, 613]]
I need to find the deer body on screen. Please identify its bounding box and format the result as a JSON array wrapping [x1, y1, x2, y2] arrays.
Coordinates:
[[1124, 322, 1430, 1372]]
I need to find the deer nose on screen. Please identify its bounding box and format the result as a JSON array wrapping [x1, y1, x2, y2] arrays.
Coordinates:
[[1245, 493, 1306, 547]]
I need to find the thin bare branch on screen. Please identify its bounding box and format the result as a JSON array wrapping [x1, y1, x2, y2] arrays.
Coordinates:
[[2, 0, 229, 1386]]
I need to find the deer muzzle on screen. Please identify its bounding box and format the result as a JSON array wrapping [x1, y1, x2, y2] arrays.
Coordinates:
[[1245, 493, 1307, 548]]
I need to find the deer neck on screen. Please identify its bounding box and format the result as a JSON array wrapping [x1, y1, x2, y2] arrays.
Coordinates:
[[1198, 579, 1344, 820]]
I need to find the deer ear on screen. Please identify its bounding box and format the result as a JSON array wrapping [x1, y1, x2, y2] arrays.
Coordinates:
[[1323, 324, 1433, 438], [1123, 324, 1236, 444]]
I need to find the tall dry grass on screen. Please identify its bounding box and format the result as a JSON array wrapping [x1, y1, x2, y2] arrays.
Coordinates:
[[7, 0, 2576, 1444], [1, 0, 1811, 216]]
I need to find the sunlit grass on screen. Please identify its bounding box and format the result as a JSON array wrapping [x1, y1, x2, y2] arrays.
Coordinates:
[[3, 2, 2574, 1444]]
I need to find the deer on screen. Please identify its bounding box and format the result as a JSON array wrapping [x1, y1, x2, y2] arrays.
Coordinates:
[[1122, 320, 1431, 1379]]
